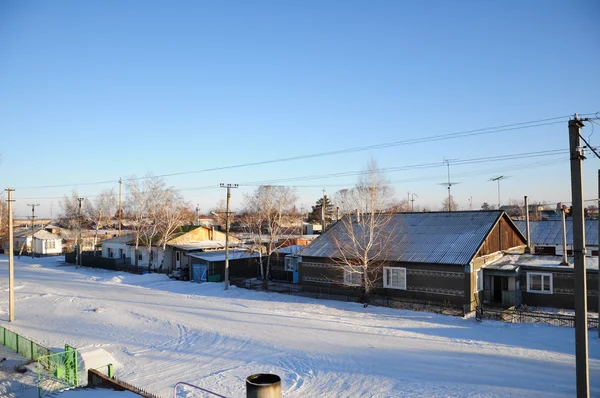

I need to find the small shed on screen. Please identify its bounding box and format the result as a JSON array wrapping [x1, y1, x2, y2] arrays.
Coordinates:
[[188, 250, 261, 283]]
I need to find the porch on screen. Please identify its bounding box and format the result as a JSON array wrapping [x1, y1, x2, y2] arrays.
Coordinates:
[[482, 263, 522, 308]]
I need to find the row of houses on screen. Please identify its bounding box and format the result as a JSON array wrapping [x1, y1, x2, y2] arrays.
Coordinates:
[[296, 211, 599, 313], [81, 210, 599, 314]]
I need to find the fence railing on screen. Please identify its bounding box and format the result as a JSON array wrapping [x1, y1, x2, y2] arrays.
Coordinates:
[[476, 306, 599, 329], [243, 280, 465, 316], [37, 346, 79, 398], [0, 325, 54, 362]]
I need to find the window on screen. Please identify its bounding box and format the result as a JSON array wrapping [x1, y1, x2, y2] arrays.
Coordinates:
[[343, 268, 362, 286], [138, 253, 143, 261], [527, 272, 552, 294], [284, 256, 295, 272], [107, 248, 114, 258], [47, 241, 55, 249], [475, 268, 483, 292], [383, 267, 407, 290]]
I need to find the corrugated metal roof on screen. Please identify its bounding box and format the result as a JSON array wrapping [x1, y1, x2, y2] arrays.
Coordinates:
[[187, 249, 260, 262], [297, 211, 509, 265], [514, 220, 599, 247], [101, 234, 135, 244], [168, 241, 230, 251]]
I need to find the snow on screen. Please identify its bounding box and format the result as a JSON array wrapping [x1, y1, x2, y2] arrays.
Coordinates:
[[0, 255, 599, 397]]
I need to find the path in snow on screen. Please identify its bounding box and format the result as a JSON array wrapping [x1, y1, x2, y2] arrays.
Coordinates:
[[0, 255, 598, 397]]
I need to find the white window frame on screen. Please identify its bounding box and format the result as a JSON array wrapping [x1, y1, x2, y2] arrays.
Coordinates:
[[527, 272, 553, 294], [475, 268, 483, 292], [383, 267, 407, 290], [284, 256, 294, 272], [343, 268, 362, 286]]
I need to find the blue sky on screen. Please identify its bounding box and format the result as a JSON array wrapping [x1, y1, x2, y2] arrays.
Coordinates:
[[1, 1, 599, 218]]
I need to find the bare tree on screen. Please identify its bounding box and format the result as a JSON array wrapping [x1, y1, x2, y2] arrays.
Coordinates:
[[125, 177, 156, 266], [441, 194, 459, 212], [87, 189, 117, 250], [332, 159, 397, 299], [241, 185, 298, 287], [157, 187, 190, 261]]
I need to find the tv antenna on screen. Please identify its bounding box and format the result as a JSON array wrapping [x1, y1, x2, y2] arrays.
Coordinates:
[[438, 158, 461, 211], [489, 175, 510, 209]]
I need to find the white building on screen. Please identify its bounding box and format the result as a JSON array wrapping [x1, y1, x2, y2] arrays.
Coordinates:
[[12, 230, 63, 256]]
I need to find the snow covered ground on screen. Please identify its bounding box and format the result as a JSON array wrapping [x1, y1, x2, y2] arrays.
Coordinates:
[[0, 255, 598, 398]]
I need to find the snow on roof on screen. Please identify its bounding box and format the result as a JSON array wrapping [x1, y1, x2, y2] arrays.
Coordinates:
[[298, 211, 521, 265], [168, 240, 239, 251], [273, 245, 305, 255], [489, 254, 598, 271], [187, 249, 261, 262], [101, 234, 135, 245], [514, 220, 599, 247], [13, 229, 61, 240]]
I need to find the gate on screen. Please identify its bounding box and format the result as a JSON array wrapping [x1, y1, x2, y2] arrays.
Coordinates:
[[37, 345, 79, 397]]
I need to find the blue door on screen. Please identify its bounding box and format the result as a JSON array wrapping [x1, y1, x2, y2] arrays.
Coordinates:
[[292, 260, 299, 284], [192, 263, 208, 282]]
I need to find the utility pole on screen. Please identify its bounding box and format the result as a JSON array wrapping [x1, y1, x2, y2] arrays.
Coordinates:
[[598, 169, 600, 339], [321, 190, 327, 232], [411, 193, 418, 212], [220, 183, 238, 290], [196, 205, 200, 226], [407, 192, 410, 211], [568, 114, 589, 397], [77, 197, 84, 268], [27, 203, 40, 259], [524, 196, 531, 253], [118, 178, 122, 234], [6, 189, 15, 322], [560, 206, 569, 266]]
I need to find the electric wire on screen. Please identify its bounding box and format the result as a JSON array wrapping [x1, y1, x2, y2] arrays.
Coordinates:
[[12, 115, 579, 190]]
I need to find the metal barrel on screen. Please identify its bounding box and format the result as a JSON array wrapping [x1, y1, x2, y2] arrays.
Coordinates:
[[246, 374, 281, 398]]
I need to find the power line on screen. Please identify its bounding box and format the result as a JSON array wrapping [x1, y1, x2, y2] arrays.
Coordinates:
[[13, 114, 582, 190]]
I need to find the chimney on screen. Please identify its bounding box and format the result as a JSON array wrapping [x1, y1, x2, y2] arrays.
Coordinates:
[[560, 205, 570, 266], [524, 196, 531, 253], [356, 209, 361, 223]]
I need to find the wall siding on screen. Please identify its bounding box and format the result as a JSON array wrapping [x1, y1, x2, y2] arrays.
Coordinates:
[[299, 256, 469, 308], [521, 268, 599, 312]]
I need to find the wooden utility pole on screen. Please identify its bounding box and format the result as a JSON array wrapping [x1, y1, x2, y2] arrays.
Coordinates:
[[321, 190, 326, 232], [220, 183, 237, 290], [411, 193, 418, 212], [196, 205, 200, 226], [6, 188, 15, 322], [598, 169, 600, 340], [77, 197, 84, 268], [27, 203, 39, 259], [568, 114, 589, 397], [524, 196, 531, 253], [118, 178, 122, 234]]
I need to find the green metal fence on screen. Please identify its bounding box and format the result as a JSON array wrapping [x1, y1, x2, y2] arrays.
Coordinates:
[[0, 325, 79, 397], [37, 346, 79, 397], [0, 325, 53, 361]]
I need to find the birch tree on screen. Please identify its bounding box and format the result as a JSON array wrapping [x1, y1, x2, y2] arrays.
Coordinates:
[[125, 177, 155, 266], [157, 187, 189, 261], [332, 160, 397, 299], [241, 185, 298, 287], [86, 189, 117, 250]]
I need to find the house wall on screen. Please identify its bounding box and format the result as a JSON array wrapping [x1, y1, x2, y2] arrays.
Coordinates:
[[477, 216, 526, 257], [298, 256, 469, 308], [34, 238, 62, 255], [189, 257, 259, 283], [520, 268, 599, 312], [102, 242, 131, 261], [168, 227, 234, 244], [163, 246, 194, 273]]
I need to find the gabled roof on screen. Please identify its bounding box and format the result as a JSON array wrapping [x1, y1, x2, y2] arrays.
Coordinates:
[[13, 229, 62, 240], [101, 234, 135, 245], [187, 249, 260, 262], [168, 240, 240, 251], [514, 220, 599, 247], [297, 211, 523, 266]]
